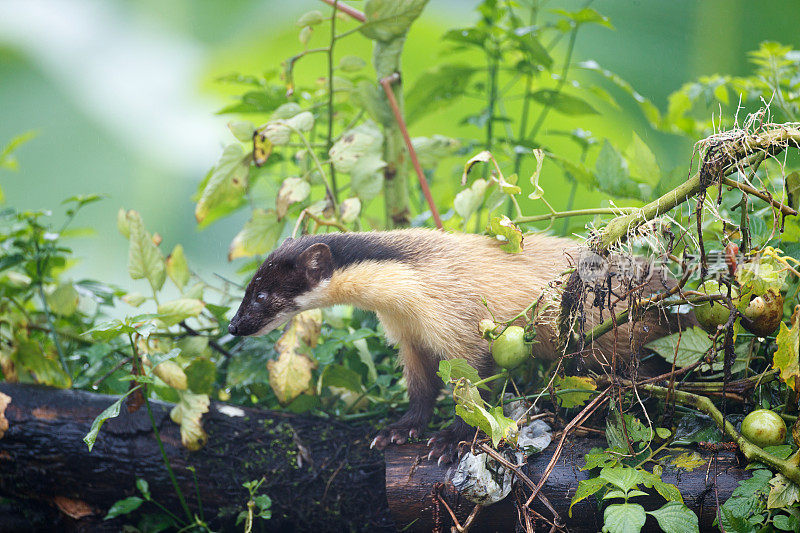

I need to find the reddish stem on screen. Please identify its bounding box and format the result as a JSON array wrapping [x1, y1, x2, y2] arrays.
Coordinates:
[[319, 0, 365, 22], [379, 74, 444, 229]]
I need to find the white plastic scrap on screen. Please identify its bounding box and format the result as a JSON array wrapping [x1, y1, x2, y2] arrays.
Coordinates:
[[449, 399, 552, 505]]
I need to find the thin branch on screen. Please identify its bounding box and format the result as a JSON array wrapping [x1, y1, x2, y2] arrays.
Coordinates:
[[318, 0, 365, 22], [379, 73, 443, 229]]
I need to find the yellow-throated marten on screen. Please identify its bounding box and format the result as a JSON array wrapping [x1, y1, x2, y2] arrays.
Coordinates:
[[228, 229, 686, 463]]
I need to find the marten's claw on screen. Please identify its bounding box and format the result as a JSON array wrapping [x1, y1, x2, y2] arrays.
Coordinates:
[[371, 422, 426, 450], [426, 431, 460, 465]]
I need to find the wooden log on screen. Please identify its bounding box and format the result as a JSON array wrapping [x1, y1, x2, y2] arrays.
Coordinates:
[[385, 440, 750, 532], [0, 382, 394, 532]]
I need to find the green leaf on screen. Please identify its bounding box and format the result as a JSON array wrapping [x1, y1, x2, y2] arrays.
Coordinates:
[[437, 358, 484, 387], [297, 10, 324, 26], [218, 85, 286, 115], [531, 90, 598, 116], [0, 130, 36, 171], [528, 149, 546, 200], [511, 28, 553, 69], [569, 477, 607, 517], [46, 283, 79, 316], [194, 144, 248, 227], [595, 140, 642, 200], [442, 27, 488, 47], [486, 216, 523, 253], [104, 496, 143, 520], [411, 135, 460, 167], [321, 364, 363, 392], [646, 327, 712, 368], [359, 0, 429, 42], [329, 121, 384, 174], [602, 503, 646, 533], [719, 503, 757, 533], [405, 64, 476, 125], [774, 514, 799, 531], [228, 209, 284, 261], [127, 211, 166, 292], [581, 448, 619, 471], [553, 7, 613, 28], [156, 298, 205, 327], [185, 358, 217, 395], [646, 502, 699, 533], [85, 392, 133, 451], [227, 120, 255, 142], [339, 55, 366, 72], [624, 133, 660, 186], [600, 466, 643, 493], [166, 244, 190, 290], [641, 471, 683, 503], [350, 153, 386, 201]]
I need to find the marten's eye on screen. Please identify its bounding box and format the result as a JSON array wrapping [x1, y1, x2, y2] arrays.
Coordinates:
[[256, 292, 268, 302]]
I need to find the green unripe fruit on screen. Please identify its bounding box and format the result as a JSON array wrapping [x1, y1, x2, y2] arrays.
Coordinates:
[[491, 326, 528, 369], [694, 280, 738, 332], [742, 409, 786, 448]]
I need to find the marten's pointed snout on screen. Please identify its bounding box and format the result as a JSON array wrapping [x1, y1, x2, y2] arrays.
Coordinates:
[[228, 322, 239, 335]]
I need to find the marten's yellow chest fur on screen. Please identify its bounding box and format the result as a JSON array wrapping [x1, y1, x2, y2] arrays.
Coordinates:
[[227, 229, 682, 463]]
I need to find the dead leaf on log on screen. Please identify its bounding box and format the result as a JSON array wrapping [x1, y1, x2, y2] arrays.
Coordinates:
[[53, 495, 95, 519], [0, 392, 9, 439]]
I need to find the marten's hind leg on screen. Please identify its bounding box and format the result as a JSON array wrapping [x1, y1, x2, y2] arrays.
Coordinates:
[[427, 352, 494, 465], [371, 343, 440, 450]]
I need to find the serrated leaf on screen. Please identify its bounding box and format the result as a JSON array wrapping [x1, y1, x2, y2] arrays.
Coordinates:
[[166, 244, 190, 290], [602, 503, 646, 533], [228, 209, 284, 261], [157, 298, 205, 327], [646, 327, 712, 367], [127, 212, 166, 292], [772, 307, 800, 390], [122, 292, 146, 307], [553, 375, 596, 408], [669, 451, 706, 471], [486, 215, 523, 253], [228, 120, 255, 142], [276, 177, 311, 219], [646, 502, 699, 533], [359, 0, 429, 42], [406, 65, 476, 125], [170, 391, 209, 451], [437, 358, 485, 388], [194, 144, 248, 226], [570, 477, 607, 517], [600, 466, 642, 493], [768, 473, 800, 509], [641, 471, 683, 503]]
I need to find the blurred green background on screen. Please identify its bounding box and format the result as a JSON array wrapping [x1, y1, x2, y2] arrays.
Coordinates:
[[1, 0, 798, 290]]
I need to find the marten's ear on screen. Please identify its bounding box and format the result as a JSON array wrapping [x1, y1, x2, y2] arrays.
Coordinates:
[[297, 243, 333, 285]]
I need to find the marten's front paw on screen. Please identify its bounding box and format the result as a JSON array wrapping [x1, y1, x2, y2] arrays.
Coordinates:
[[426, 428, 468, 466], [370, 422, 426, 450]]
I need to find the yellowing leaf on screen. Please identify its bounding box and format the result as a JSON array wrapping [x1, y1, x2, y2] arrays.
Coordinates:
[[195, 144, 249, 225], [122, 292, 147, 307], [170, 391, 209, 451], [329, 121, 384, 174], [773, 306, 800, 390], [228, 209, 284, 261], [669, 451, 706, 471], [157, 298, 205, 327], [166, 244, 190, 290], [453, 178, 489, 219], [461, 150, 493, 185], [268, 312, 320, 404], [553, 375, 597, 408], [127, 211, 166, 292], [153, 360, 188, 390], [768, 473, 800, 509], [276, 177, 311, 219]]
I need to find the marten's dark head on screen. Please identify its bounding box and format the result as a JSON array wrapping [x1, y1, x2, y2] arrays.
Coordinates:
[[227, 239, 334, 336]]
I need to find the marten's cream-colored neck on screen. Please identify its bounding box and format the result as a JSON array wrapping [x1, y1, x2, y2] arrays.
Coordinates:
[[296, 261, 420, 316]]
